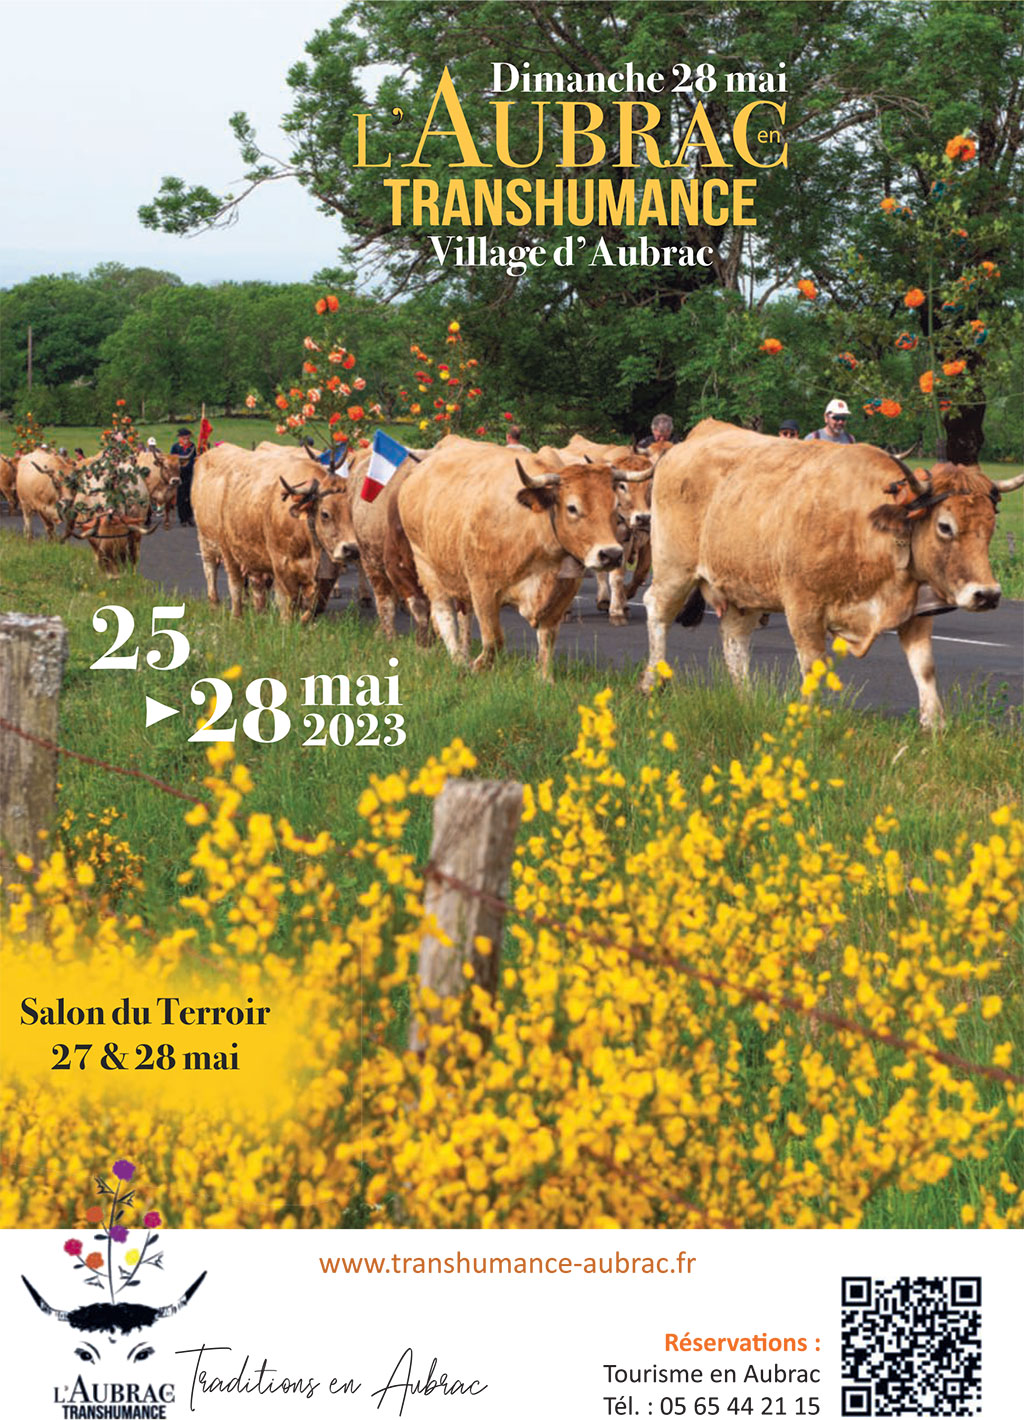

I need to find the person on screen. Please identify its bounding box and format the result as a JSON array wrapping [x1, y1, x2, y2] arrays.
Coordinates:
[[505, 424, 526, 449], [638, 413, 676, 449], [778, 418, 800, 439], [72, 447, 85, 462], [198, 417, 213, 454], [805, 399, 856, 444], [146, 436, 160, 453], [170, 427, 197, 526]]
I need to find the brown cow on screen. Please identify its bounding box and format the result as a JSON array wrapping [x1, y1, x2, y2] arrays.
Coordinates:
[[642, 419, 1024, 728], [137, 450, 181, 528], [69, 458, 156, 576], [557, 438, 671, 624], [397, 437, 624, 680], [193, 443, 359, 622], [15, 447, 75, 539], [0, 453, 18, 514], [348, 443, 435, 641]]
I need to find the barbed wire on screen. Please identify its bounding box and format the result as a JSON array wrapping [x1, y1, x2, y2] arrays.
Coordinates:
[[2, 716, 1017, 1092]]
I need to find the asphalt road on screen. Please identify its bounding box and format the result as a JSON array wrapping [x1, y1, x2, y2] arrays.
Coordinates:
[[126, 520, 1023, 722], [5, 510, 1020, 720]]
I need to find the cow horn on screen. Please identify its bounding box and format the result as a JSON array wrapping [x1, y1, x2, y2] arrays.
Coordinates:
[[407, 451, 422, 463], [893, 441, 919, 460], [301, 444, 322, 465], [155, 1272, 207, 1318], [515, 458, 560, 489], [990, 471, 1024, 493], [582, 454, 593, 463], [894, 459, 930, 496], [21, 1277, 69, 1322], [138, 520, 160, 535], [279, 475, 314, 498], [610, 463, 654, 483]]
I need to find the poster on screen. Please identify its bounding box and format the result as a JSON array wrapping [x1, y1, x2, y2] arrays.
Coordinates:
[[1, 2, 1021, 1416]]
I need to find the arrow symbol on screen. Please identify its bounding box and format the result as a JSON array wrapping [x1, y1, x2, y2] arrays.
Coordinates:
[[145, 696, 179, 727]]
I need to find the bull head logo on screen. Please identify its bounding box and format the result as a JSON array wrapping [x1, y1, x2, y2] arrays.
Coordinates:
[[22, 1158, 205, 1362]]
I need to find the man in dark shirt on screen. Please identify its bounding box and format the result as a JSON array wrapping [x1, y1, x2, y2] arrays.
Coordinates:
[[637, 413, 676, 450], [170, 427, 197, 526]]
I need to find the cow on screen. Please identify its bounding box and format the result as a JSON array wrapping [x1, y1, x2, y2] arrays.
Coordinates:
[[192, 443, 360, 622], [15, 447, 75, 539], [253, 440, 364, 612], [68, 458, 157, 577], [348, 443, 435, 642], [396, 437, 625, 679], [641, 419, 1024, 728], [136, 450, 182, 529], [22, 1273, 205, 1362], [0, 452, 18, 513], [556, 438, 671, 623]]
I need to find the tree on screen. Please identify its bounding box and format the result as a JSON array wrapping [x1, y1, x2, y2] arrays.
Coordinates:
[[137, 3, 1021, 445]]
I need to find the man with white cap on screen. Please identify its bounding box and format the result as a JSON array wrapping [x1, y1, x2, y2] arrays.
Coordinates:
[[805, 399, 856, 444]]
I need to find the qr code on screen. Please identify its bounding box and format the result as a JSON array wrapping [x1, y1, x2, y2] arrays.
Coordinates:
[[841, 1277, 981, 1417]]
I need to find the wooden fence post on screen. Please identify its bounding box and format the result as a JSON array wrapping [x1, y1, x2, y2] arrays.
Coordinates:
[[414, 780, 523, 1045], [0, 613, 68, 864]]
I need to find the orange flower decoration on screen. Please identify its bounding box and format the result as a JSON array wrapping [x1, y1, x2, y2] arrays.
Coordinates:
[[980, 261, 1000, 278], [879, 197, 897, 213], [919, 371, 935, 393], [347, 405, 364, 421], [759, 338, 783, 354], [275, 394, 289, 410], [85, 1206, 103, 1223], [945, 134, 976, 161], [796, 279, 818, 300], [880, 399, 902, 418], [942, 359, 965, 377], [326, 294, 340, 312], [85, 1252, 104, 1270], [315, 298, 327, 315], [343, 354, 356, 370], [904, 288, 925, 308]]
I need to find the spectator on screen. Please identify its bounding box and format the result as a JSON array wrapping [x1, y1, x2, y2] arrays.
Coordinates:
[[805, 399, 856, 444], [170, 427, 197, 527], [778, 419, 800, 439], [505, 425, 526, 449], [638, 413, 676, 449]]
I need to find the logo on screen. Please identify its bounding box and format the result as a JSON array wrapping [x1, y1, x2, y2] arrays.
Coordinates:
[[21, 1158, 205, 1416]]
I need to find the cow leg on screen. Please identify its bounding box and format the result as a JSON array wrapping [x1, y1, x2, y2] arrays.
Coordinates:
[[608, 567, 630, 625], [719, 606, 762, 687], [468, 585, 503, 671], [786, 608, 828, 680], [595, 570, 610, 610], [21, 505, 33, 539], [898, 616, 944, 731], [641, 574, 698, 692], [221, 553, 246, 619], [197, 535, 221, 605], [429, 598, 464, 661], [363, 563, 398, 638], [357, 564, 374, 607], [458, 607, 475, 660], [625, 540, 651, 599]]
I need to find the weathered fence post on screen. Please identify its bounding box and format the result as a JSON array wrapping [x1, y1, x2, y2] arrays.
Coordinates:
[[413, 780, 523, 1048], [0, 613, 68, 864]]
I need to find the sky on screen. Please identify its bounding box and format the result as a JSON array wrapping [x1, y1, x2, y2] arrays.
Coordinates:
[[0, 0, 358, 288]]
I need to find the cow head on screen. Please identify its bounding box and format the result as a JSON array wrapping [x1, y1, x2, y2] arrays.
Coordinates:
[[870, 462, 1024, 610], [150, 452, 181, 493], [515, 459, 623, 571], [22, 1272, 205, 1363], [608, 453, 658, 533], [279, 475, 360, 562]]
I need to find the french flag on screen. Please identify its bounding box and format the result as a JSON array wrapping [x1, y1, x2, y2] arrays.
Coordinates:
[[360, 429, 409, 503]]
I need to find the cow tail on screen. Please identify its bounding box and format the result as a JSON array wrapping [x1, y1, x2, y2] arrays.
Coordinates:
[[676, 587, 706, 627]]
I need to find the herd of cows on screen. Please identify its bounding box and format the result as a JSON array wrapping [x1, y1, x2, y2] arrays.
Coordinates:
[[3, 426, 1022, 727]]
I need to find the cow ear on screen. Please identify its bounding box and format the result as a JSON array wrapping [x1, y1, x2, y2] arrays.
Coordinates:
[[869, 503, 910, 535], [516, 487, 557, 513]]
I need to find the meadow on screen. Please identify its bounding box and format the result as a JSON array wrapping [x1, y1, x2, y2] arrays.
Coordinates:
[[1, 533, 1021, 1231]]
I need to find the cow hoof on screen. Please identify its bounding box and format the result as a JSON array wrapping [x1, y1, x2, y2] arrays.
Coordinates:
[[609, 611, 629, 626], [596, 598, 610, 611]]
